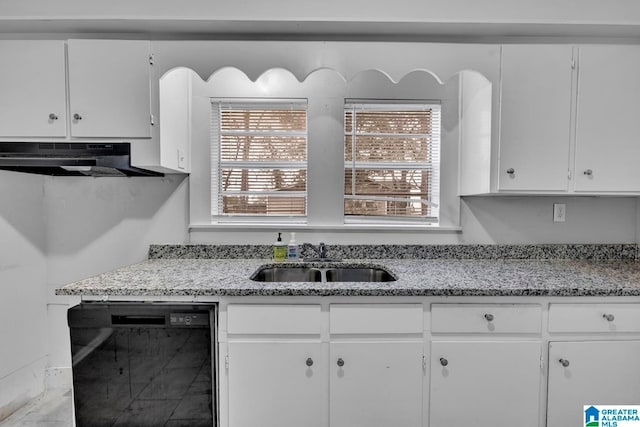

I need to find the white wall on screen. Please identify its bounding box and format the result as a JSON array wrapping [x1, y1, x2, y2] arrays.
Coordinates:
[[44, 174, 189, 382], [189, 196, 638, 245], [0, 171, 47, 420], [0, 172, 189, 420], [461, 196, 638, 244]]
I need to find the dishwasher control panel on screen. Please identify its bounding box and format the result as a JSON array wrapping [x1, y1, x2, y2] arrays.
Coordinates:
[[170, 312, 209, 327]]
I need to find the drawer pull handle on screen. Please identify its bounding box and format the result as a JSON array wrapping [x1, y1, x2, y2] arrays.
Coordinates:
[[506, 168, 515, 175], [306, 358, 314, 367], [73, 113, 83, 121], [603, 313, 615, 322], [440, 357, 448, 367], [484, 313, 494, 322], [559, 358, 570, 367], [337, 358, 345, 367], [48, 113, 58, 120], [584, 169, 593, 176]]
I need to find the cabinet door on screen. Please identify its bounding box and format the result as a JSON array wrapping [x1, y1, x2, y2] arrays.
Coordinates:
[[547, 341, 640, 427], [498, 45, 573, 191], [0, 41, 67, 137], [68, 39, 151, 138], [575, 46, 640, 192], [227, 342, 323, 427], [430, 341, 541, 427], [330, 341, 423, 427]]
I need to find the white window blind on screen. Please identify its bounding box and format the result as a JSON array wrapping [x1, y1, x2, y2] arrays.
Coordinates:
[[344, 101, 441, 223], [211, 100, 308, 218]]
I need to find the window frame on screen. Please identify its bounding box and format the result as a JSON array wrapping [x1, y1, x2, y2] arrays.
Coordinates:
[[210, 98, 309, 222], [343, 100, 442, 225]]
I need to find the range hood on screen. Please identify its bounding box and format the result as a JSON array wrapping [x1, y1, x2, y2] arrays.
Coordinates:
[[0, 142, 163, 177]]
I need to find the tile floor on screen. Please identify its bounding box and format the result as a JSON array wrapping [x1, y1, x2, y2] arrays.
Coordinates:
[[0, 389, 73, 427]]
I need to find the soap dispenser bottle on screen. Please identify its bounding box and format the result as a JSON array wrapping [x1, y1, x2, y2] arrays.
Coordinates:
[[287, 232, 299, 261], [273, 232, 287, 262]]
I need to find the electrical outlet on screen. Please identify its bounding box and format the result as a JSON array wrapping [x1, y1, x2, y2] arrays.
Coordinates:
[[553, 203, 566, 222]]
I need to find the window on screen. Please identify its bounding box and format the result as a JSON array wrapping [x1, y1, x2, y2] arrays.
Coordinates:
[[211, 100, 307, 218], [344, 101, 441, 223], [192, 67, 460, 230]]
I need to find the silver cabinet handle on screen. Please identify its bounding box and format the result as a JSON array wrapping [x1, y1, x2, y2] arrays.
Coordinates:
[[337, 358, 344, 367], [73, 113, 83, 121], [603, 313, 615, 322], [584, 169, 593, 176], [306, 357, 314, 367], [440, 357, 448, 367], [484, 313, 494, 322], [48, 113, 58, 120], [506, 168, 515, 175], [559, 358, 570, 367]]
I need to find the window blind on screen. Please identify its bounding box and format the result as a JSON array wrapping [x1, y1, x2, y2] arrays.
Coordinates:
[[344, 101, 441, 222], [211, 100, 308, 217]]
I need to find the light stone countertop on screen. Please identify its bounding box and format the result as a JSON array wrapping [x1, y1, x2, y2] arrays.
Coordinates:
[[55, 258, 640, 297]]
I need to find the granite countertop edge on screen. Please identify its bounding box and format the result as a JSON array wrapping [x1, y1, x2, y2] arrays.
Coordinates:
[[55, 257, 640, 298]]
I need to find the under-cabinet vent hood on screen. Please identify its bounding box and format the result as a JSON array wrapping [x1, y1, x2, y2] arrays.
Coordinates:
[[0, 142, 163, 177]]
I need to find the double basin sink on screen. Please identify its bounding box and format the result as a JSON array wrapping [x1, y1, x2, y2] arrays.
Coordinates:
[[251, 264, 396, 283]]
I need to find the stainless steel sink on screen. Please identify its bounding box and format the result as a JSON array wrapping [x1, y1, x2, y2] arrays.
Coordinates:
[[251, 267, 322, 282], [325, 267, 396, 282], [250, 265, 396, 282]]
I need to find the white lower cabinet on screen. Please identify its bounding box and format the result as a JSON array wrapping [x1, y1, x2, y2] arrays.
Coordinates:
[[226, 304, 323, 427], [329, 303, 424, 427], [547, 340, 640, 427], [227, 341, 324, 427], [223, 300, 640, 427], [329, 341, 423, 427], [547, 303, 640, 427], [225, 303, 424, 427], [429, 341, 542, 427], [429, 304, 542, 427]]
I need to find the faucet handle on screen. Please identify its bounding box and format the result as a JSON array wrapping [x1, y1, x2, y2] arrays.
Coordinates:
[[318, 242, 327, 257]]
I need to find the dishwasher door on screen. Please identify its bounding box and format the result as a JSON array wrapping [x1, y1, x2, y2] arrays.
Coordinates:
[[68, 303, 216, 427]]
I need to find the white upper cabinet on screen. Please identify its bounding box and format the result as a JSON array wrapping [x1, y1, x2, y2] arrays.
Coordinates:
[[465, 43, 640, 195], [68, 39, 152, 138], [0, 41, 67, 137], [0, 40, 152, 140], [574, 45, 640, 192], [498, 45, 574, 192]]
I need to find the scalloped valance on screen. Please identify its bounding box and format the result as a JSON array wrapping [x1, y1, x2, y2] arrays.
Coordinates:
[[152, 41, 498, 84]]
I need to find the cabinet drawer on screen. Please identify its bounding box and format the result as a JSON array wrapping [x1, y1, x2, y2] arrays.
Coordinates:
[[549, 304, 640, 333], [330, 304, 423, 334], [431, 304, 542, 334], [227, 304, 321, 335]]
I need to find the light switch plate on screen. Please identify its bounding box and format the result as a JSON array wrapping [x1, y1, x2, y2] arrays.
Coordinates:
[[177, 149, 186, 170]]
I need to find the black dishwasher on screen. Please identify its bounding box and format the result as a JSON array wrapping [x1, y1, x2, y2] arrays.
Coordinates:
[[68, 303, 217, 427]]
